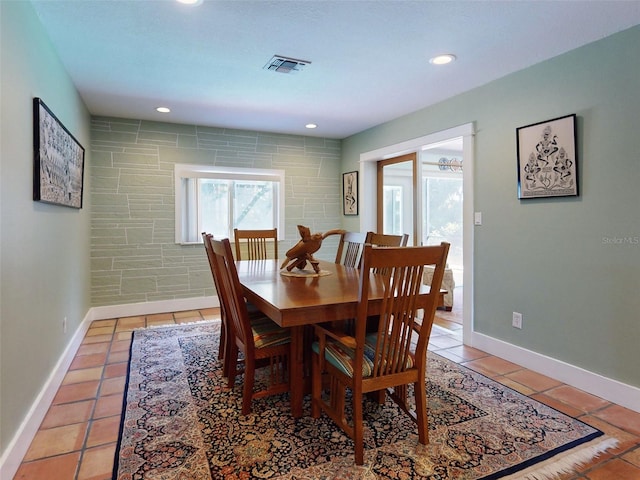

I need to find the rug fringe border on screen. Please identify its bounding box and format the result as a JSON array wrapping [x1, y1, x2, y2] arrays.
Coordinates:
[[499, 436, 619, 480]]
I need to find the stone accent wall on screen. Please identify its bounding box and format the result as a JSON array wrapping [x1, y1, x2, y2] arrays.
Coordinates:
[[90, 117, 342, 306]]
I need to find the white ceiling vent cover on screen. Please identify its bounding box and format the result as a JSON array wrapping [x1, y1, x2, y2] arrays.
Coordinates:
[[263, 55, 310, 74]]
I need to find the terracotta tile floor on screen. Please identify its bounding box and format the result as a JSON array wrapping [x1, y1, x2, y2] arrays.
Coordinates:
[[14, 308, 640, 480]]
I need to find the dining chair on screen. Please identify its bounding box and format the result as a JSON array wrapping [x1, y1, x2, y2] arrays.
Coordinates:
[[311, 242, 450, 465], [334, 231, 367, 268], [203, 233, 276, 381], [233, 228, 278, 260], [202, 233, 228, 366], [210, 237, 291, 415], [364, 231, 409, 278], [365, 231, 409, 247], [203, 233, 258, 374]]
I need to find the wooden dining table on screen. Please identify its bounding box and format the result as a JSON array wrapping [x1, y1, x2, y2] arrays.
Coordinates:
[[236, 258, 443, 418]]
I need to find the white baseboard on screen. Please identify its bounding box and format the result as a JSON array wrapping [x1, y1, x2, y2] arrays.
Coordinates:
[[89, 295, 219, 321], [470, 331, 640, 413], [0, 311, 92, 480]]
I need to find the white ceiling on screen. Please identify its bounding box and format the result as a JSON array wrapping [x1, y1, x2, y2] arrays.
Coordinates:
[[30, 0, 640, 139]]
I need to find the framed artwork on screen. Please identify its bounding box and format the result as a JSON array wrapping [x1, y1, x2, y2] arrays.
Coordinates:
[[342, 171, 358, 215], [33, 97, 85, 208], [516, 113, 578, 199]]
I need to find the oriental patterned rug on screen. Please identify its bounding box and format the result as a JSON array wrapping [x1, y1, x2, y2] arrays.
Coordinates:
[[114, 321, 616, 480]]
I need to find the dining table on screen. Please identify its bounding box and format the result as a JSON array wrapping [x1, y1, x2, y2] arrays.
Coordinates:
[[235, 258, 444, 418]]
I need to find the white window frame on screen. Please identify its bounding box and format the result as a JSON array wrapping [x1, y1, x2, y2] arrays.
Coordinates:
[[174, 164, 285, 244]]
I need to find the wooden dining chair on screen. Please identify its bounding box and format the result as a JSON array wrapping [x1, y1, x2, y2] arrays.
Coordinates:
[[233, 228, 278, 260], [210, 237, 291, 415], [202, 233, 228, 368], [203, 233, 276, 381], [203, 233, 260, 374], [364, 231, 409, 278], [311, 242, 450, 465], [365, 231, 409, 247], [334, 231, 367, 268]]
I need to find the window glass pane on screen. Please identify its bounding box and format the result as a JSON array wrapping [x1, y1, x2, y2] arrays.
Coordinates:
[[233, 181, 275, 230], [199, 179, 229, 238], [382, 185, 403, 235]]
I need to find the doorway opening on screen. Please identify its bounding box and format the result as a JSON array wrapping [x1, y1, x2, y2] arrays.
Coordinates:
[[359, 123, 474, 342], [421, 138, 463, 288]]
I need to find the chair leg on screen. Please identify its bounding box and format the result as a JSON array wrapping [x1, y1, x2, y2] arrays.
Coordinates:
[[227, 343, 239, 389], [414, 379, 429, 445], [218, 318, 225, 361], [353, 388, 364, 465], [311, 353, 321, 418], [242, 358, 255, 415], [369, 389, 385, 404], [222, 319, 236, 379], [394, 384, 408, 408]]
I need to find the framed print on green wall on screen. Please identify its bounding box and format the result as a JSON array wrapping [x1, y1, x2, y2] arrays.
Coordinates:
[[33, 97, 85, 208], [516, 113, 578, 199], [343, 171, 358, 215]]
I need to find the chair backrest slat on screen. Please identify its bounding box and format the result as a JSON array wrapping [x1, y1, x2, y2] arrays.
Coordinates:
[[234, 228, 278, 260]]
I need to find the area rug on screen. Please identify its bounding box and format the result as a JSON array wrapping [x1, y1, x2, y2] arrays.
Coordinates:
[[114, 321, 616, 480]]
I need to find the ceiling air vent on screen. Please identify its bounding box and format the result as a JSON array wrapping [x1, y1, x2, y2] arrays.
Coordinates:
[[263, 55, 310, 74]]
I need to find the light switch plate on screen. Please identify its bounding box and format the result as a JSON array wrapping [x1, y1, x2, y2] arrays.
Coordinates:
[[474, 212, 482, 225]]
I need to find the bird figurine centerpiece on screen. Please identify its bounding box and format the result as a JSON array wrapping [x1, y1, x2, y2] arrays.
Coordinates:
[[280, 225, 344, 273]]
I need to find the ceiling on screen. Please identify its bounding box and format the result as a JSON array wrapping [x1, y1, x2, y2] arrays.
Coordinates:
[[30, 0, 640, 139]]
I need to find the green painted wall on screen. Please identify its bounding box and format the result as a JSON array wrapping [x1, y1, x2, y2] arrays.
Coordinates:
[[1, 1, 91, 454], [343, 26, 640, 388], [90, 118, 342, 306]]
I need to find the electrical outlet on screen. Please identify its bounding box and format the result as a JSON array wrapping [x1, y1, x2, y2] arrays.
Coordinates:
[[512, 312, 522, 329], [63, 316, 67, 334]]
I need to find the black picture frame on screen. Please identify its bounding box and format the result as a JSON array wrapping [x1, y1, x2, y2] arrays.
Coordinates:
[[342, 171, 358, 215], [33, 97, 85, 208], [516, 113, 578, 199]]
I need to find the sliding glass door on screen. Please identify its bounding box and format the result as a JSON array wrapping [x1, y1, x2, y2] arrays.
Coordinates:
[[377, 153, 416, 245], [376, 139, 463, 284]]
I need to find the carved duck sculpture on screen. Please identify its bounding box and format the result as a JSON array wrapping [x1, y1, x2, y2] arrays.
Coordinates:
[[280, 225, 345, 273]]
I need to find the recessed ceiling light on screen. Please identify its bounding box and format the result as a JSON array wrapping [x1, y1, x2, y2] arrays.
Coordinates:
[[429, 54, 456, 65], [176, 0, 203, 5], [305, 123, 318, 129], [156, 107, 171, 113]]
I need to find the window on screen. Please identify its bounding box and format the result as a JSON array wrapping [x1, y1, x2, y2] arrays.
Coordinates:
[[175, 164, 285, 244]]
